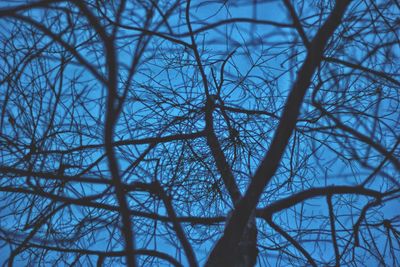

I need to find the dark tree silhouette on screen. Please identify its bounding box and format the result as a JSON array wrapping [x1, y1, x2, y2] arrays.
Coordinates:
[[0, 0, 399, 266]]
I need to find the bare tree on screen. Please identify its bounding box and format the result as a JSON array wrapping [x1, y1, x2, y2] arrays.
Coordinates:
[[0, 0, 399, 266]]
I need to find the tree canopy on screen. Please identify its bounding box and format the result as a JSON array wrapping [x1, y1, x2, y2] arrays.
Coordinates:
[[0, 0, 399, 266]]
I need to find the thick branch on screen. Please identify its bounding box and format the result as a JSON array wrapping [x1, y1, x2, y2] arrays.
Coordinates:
[[205, 1, 352, 265], [186, 0, 241, 204]]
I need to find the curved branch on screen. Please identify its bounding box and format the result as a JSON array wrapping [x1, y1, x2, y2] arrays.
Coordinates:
[[316, 105, 400, 171], [3, 239, 183, 267], [173, 18, 294, 37], [323, 57, 400, 87], [261, 186, 381, 215], [264, 216, 317, 267]]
